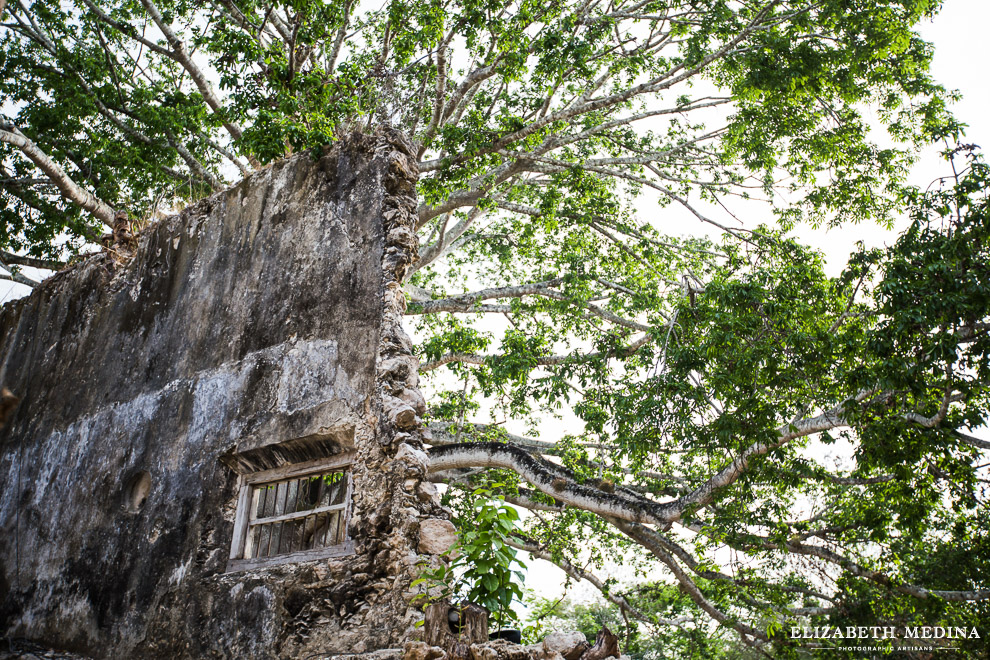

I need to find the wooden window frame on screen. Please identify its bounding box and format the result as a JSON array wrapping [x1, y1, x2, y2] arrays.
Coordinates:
[[226, 452, 356, 573]]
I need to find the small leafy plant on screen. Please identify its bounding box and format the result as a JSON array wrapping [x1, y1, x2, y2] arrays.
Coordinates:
[[412, 485, 527, 630]]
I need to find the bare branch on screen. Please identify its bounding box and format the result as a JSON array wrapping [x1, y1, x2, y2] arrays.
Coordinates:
[[953, 429, 990, 451], [139, 0, 248, 147], [418, 2, 778, 173], [0, 251, 64, 271], [611, 518, 770, 644], [506, 536, 692, 628], [0, 268, 37, 287]]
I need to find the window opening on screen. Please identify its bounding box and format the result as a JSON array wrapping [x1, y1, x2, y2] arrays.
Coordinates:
[[227, 454, 354, 572], [246, 469, 348, 558]]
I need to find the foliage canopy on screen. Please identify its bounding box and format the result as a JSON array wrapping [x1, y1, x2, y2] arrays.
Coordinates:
[[2, 0, 988, 654]]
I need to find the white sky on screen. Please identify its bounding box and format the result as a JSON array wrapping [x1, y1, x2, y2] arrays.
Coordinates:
[[805, 0, 990, 274], [1, 0, 987, 621]]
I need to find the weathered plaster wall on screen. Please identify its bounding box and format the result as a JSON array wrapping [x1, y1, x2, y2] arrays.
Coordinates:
[[0, 130, 442, 658]]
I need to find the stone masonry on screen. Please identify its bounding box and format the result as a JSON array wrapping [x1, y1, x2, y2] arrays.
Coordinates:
[[0, 130, 447, 659]]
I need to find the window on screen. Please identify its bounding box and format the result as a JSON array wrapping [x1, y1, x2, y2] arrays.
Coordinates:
[[227, 453, 355, 572]]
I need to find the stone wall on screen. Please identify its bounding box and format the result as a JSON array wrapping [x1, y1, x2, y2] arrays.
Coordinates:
[[0, 130, 443, 658]]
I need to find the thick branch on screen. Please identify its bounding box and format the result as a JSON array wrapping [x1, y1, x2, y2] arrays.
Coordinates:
[[407, 279, 653, 332], [0, 128, 115, 226], [420, 334, 652, 372], [427, 422, 685, 492], [428, 442, 680, 525], [407, 279, 564, 314], [0, 250, 64, 271], [953, 430, 990, 451]]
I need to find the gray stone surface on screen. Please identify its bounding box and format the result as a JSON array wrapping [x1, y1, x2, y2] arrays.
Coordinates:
[[0, 130, 444, 658]]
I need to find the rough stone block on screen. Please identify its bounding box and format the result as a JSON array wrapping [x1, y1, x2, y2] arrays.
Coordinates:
[[418, 519, 458, 555], [543, 632, 590, 660]]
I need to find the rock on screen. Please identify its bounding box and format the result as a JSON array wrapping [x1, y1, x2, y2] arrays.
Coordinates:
[[388, 226, 419, 251], [383, 127, 420, 158], [388, 154, 418, 192], [337, 651, 404, 660], [543, 631, 589, 660], [535, 652, 565, 660], [418, 519, 458, 555], [486, 639, 533, 660], [416, 480, 438, 502], [404, 641, 448, 660], [396, 443, 429, 472], [384, 395, 418, 429], [380, 355, 420, 385], [399, 387, 427, 415], [470, 645, 499, 660]]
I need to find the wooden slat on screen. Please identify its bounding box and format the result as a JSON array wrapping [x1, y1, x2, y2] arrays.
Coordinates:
[[248, 503, 346, 526], [342, 472, 354, 541], [225, 540, 356, 573], [243, 452, 355, 485], [229, 480, 251, 559]]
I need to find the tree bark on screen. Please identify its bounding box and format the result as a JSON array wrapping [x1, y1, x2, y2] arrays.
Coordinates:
[[424, 601, 488, 660], [578, 627, 620, 660]]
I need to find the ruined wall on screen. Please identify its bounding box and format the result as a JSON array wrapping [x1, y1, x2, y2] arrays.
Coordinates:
[[0, 130, 444, 658]]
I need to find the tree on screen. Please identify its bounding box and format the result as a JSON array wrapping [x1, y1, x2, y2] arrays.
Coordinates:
[[521, 589, 764, 659], [2, 0, 988, 654]]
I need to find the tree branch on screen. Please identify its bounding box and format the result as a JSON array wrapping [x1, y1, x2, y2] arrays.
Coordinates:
[[138, 0, 248, 148], [505, 536, 692, 628], [0, 251, 64, 271], [0, 126, 115, 227], [420, 334, 652, 372], [610, 518, 770, 644], [428, 441, 681, 525]]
